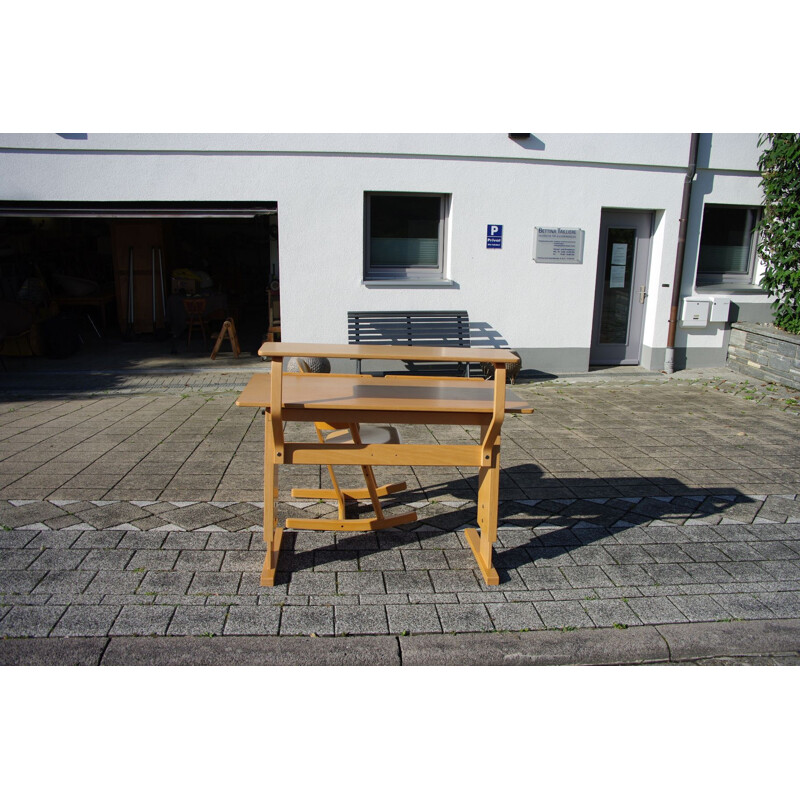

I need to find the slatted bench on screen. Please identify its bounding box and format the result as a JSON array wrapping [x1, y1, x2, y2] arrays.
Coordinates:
[[347, 310, 472, 375]]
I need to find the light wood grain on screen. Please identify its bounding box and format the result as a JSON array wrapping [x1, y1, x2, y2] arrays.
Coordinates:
[[257, 341, 522, 364], [235, 373, 533, 414]]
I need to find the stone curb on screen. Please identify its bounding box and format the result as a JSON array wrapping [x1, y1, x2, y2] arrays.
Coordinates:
[[2, 618, 798, 666]]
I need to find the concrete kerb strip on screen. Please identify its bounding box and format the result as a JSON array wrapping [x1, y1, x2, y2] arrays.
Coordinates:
[[2, 618, 799, 666]]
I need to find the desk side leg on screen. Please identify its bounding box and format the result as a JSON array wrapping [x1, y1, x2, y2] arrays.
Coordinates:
[[465, 426, 500, 586], [261, 409, 283, 586]]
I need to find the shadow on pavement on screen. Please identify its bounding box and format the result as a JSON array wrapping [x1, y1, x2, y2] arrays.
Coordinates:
[[271, 467, 751, 585]]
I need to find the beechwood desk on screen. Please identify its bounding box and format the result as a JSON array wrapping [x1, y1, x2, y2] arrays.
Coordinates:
[[236, 343, 533, 586]]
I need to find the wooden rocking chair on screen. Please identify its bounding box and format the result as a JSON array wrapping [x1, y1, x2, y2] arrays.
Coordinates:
[[285, 360, 417, 532]]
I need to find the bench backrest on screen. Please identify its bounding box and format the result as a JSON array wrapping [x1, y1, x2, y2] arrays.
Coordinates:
[[347, 310, 471, 375]]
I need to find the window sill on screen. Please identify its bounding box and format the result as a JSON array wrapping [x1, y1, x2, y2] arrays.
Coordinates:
[[362, 278, 457, 288], [694, 283, 768, 295]]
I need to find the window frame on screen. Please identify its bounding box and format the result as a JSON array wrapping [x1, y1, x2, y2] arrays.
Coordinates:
[[695, 203, 763, 288], [363, 191, 449, 283]]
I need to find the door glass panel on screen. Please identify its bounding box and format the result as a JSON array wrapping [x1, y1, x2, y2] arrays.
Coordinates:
[[599, 227, 636, 344]]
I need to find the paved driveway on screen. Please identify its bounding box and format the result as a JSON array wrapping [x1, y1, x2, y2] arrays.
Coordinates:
[[1, 368, 799, 645]]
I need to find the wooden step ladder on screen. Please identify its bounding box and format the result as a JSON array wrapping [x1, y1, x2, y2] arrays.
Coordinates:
[[210, 317, 241, 359]]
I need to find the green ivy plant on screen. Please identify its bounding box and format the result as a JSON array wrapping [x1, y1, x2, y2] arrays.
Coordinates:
[[757, 133, 800, 334]]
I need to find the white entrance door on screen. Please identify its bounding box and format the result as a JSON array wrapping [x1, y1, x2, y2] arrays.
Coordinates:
[[590, 211, 653, 365]]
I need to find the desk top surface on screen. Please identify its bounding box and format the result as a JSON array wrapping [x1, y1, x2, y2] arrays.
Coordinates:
[[257, 341, 521, 364], [236, 372, 533, 414]]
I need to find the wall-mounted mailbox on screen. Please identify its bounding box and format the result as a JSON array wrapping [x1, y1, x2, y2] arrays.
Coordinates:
[[681, 298, 710, 328], [709, 297, 731, 322]]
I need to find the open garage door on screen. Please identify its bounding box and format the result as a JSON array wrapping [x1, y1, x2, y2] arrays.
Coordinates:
[[0, 202, 278, 362]]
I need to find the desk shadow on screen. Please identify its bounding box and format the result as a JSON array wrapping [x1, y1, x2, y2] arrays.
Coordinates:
[[275, 464, 753, 584]]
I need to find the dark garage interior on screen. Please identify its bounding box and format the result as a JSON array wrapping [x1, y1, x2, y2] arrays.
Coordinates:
[[0, 206, 279, 367]]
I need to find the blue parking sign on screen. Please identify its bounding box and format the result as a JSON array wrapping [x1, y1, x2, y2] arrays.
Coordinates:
[[486, 224, 503, 249]]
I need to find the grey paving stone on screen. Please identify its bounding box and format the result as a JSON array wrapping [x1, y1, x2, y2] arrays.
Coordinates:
[[174, 550, 225, 572], [569, 546, 617, 566], [167, 606, 228, 636], [713, 593, 777, 620], [401, 549, 449, 570], [358, 593, 408, 605], [161, 531, 211, 550], [561, 566, 615, 589], [280, 605, 334, 636], [29, 548, 88, 570], [311, 594, 359, 606], [334, 605, 389, 635], [137, 571, 193, 594], [51, 605, 121, 637], [0, 605, 66, 637], [109, 605, 175, 635], [79, 549, 133, 571], [206, 531, 252, 550], [719, 562, 773, 583], [757, 591, 800, 617], [386, 603, 442, 634], [534, 600, 595, 629], [602, 564, 655, 586], [487, 602, 545, 631], [154, 594, 207, 606], [73, 531, 126, 548], [383, 570, 434, 595], [33, 570, 95, 594], [517, 566, 571, 591], [357, 550, 405, 571], [220, 550, 265, 572], [626, 596, 687, 625], [0, 549, 40, 569], [428, 569, 481, 594], [126, 550, 179, 571], [438, 603, 493, 633], [118, 531, 167, 549], [205, 594, 258, 606], [750, 541, 799, 561], [223, 605, 281, 635], [287, 572, 336, 596], [580, 598, 642, 628], [25, 530, 83, 549], [336, 571, 386, 595], [313, 549, 360, 572], [760, 561, 800, 581], [189, 571, 242, 596], [668, 594, 729, 622], [643, 564, 694, 585], [0, 531, 38, 549], [680, 562, 737, 583]]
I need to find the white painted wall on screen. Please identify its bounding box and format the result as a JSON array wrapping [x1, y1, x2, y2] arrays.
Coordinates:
[[0, 133, 765, 370]]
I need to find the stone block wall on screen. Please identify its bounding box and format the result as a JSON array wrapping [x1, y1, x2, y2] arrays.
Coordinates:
[[727, 322, 800, 390]]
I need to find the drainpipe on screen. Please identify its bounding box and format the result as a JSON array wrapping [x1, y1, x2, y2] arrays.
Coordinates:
[[664, 132, 700, 374]]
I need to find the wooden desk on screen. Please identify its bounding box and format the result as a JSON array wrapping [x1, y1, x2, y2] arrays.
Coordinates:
[[236, 343, 533, 586]]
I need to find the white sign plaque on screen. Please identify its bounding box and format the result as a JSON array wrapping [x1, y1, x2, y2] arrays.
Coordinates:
[[534, 227, 585, 264]]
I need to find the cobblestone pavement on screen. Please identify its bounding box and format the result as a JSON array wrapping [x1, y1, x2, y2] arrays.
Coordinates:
[[1, 365, 799, 655]]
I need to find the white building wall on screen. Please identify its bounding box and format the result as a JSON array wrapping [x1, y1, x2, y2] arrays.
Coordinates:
[[0, 133, 766, 372]]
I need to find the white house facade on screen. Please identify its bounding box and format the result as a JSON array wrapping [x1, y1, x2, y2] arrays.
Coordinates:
[[0, 133, 771, 374]]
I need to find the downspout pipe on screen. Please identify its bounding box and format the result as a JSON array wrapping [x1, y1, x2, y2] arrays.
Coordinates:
[[664, 132, 700, 374]]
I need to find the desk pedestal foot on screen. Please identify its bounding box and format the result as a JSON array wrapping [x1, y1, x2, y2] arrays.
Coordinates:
[[464, 528, 499, 585], [260, 527, 284, 586]]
